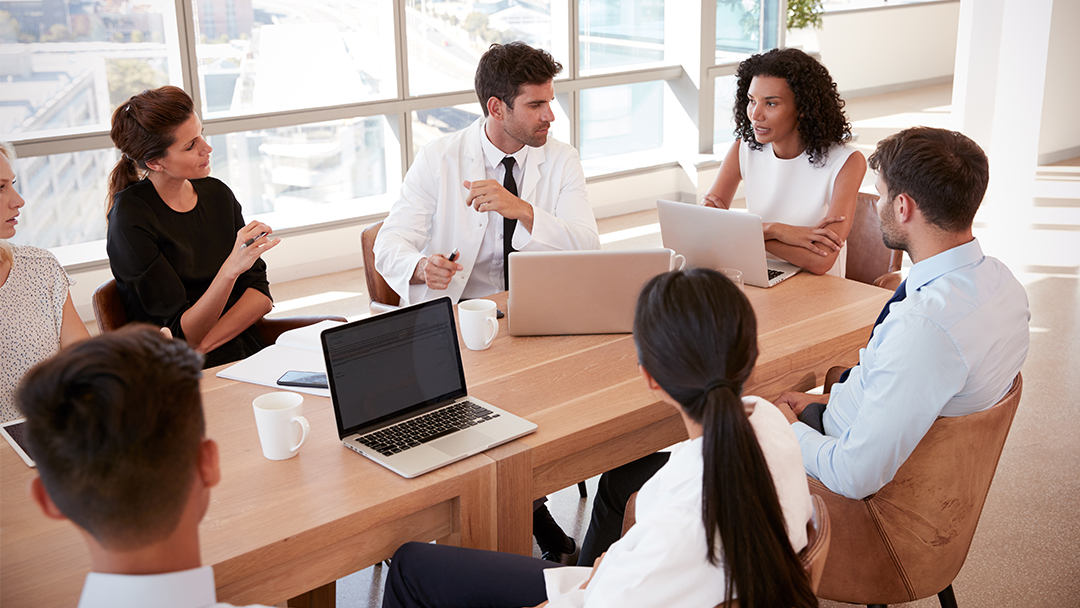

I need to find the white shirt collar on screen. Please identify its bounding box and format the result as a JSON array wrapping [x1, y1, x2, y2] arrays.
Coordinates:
[[78, 566, 219, 608], [480, 118, 529, 174]]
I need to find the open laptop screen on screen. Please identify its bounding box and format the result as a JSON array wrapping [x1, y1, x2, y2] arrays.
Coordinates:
[[322, 298, 467, 436]]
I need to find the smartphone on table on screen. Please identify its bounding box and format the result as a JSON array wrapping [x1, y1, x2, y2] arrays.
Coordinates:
[[277, 371, 329, 389]]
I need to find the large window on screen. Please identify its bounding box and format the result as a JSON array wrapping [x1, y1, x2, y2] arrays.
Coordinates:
[[4, 0, 782, 258], [193, 1, 397, 117]]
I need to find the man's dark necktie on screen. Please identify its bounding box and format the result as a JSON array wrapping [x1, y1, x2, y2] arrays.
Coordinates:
[[501, 156, 518, 290], [837, 279, 908, 385]]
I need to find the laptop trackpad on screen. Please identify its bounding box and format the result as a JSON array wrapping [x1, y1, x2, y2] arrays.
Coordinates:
[[429, 429, 494, 456]]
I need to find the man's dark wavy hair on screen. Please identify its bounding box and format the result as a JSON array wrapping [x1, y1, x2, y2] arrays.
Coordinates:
[[733, 48, 851, 167], [475, 41, 561, 117]]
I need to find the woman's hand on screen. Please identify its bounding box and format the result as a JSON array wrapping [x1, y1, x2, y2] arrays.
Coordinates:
[[701, 193, 726, 208], [223, 220, 280, 279], [764, 216, 845, 257]]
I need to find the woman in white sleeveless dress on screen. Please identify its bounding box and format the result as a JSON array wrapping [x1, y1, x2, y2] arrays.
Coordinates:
[[703, 48, 866, 277]]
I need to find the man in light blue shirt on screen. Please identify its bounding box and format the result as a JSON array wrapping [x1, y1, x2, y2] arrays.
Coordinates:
[[773, 127, 1030, 499]]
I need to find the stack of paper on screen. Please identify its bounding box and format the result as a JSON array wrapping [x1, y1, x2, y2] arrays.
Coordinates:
[[216, 320, 345, 396]]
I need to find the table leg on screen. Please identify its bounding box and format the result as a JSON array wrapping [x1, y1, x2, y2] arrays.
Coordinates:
[[487, 441, 534, 555], [286, 581, 335, 608]]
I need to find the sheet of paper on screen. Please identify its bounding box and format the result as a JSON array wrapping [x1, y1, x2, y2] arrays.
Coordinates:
[[216, 344, 330, 398], [274, 319, 345, 351]]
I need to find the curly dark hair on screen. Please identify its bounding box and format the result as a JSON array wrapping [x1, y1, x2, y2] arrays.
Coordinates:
[[733, 48, 851, 167]]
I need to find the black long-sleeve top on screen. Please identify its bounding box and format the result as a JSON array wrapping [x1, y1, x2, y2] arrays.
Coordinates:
[[107, 177, 271, 368]]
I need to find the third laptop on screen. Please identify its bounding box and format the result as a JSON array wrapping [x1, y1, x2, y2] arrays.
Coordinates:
[[656, 199, 801, 288]]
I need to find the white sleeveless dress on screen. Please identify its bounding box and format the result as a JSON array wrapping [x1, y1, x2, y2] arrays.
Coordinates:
[[739, 141, 857, 277]]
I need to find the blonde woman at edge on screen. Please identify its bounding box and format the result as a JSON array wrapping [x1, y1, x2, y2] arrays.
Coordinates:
[[0, 142, 89, 421]]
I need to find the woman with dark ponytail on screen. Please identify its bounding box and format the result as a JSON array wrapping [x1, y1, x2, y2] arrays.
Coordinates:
[[378, 269, 816, 608], [106, 86, 279, 367]]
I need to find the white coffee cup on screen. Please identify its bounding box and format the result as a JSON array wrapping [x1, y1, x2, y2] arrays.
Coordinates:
[[252, 392, 310, 460], [719, 267, 745, 292], [459, 299, 499, 351], [670, 251, 686, 271]]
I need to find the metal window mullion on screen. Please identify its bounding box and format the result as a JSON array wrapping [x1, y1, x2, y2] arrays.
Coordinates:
[[175, 0, 202, 117], [394, 0, 414, 172], [566, 0, 580, 148], [699, 0, 719, 154]]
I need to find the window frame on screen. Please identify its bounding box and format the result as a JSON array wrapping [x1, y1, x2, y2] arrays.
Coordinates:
[[8, 0, 784, 266]]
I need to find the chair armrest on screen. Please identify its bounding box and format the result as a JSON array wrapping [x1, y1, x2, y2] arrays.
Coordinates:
[[256, 315, 348, 345], [621, 492, 638, 537], [873, 270, 903, 292]]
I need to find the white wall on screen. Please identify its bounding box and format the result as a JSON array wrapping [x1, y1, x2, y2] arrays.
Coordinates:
[[814, 2, 960, 96], [1037, 0, 1080, 164]]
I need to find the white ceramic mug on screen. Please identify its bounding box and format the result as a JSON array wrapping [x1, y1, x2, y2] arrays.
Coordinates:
[[719, 267, 745, 292], [670, 252, 686, 271], [459, 299, 499, 351], [252, 392, 310, 460]]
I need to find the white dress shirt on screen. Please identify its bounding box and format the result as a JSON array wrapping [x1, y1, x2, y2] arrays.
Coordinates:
[[461, 127, 529, 299], [793, 239, 1030, 499], [543, 397, 812, 608], [374, 118, 600, 306], [77, 566, 271, 608]]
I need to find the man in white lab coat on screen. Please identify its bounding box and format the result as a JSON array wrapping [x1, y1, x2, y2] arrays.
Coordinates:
[[374, 42, 600, 307]]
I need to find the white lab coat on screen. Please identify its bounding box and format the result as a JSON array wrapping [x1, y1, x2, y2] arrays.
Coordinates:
[[374, 119, 600, 306]]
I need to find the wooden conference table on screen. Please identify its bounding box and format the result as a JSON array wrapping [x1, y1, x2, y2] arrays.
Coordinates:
[[0, 273, 890, 607]]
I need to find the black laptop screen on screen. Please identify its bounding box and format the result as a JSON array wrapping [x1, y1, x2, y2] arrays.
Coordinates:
[[322, 298, 466, 435]]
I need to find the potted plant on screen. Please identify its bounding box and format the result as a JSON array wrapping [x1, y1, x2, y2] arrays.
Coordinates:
[[786, 0, 825, 51]]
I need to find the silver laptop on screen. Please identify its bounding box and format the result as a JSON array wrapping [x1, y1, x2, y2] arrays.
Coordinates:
[[321, 297, 536, 478], [508, 249, 678, 336], [657, 199, 801, 288]]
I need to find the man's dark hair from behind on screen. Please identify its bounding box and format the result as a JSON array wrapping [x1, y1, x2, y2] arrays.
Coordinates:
[[17, 324, 205, 550], [868, 126, 990, 233], [474, 41, 562, 117]]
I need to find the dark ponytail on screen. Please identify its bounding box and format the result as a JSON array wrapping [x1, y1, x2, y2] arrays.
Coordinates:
[[634, 269, 816, 608], [106, 86, 195, 218]]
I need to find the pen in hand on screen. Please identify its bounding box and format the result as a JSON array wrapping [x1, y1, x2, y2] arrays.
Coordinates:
[[240, 231, 268, 249]]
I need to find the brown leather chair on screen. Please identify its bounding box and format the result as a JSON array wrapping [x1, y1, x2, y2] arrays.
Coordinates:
[[846, 192, 903, 291], [360, 220, 401, 311], [91, 278, 346, 345], [621, 491, 831, 598], [811, 374, 1023, 608]]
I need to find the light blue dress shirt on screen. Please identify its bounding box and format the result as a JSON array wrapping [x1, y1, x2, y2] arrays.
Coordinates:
[[792, 239, 1029, 499]]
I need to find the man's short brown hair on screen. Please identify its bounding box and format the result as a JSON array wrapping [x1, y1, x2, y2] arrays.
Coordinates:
[[474, 41, 562, 117], [869, 127, 989, 233], [18, 325, 205, 550]]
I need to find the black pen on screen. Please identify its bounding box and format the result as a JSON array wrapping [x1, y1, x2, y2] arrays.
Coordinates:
[[447, 248, 460, 262], [240, 231, 268, 249]]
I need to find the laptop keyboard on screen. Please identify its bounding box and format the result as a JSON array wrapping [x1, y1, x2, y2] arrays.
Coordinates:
[[357, 401, 499, 456], [767, 268, 784, 281]]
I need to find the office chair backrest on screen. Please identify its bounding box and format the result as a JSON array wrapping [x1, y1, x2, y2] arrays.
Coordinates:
[[361, 221, 400, 308], [811, 373, 1023, 605], [846, 192, 903, 291], [92, 278, 127, 334]]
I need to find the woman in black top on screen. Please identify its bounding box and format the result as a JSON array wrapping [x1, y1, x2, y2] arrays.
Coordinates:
[[106, 86, 280, 368]]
